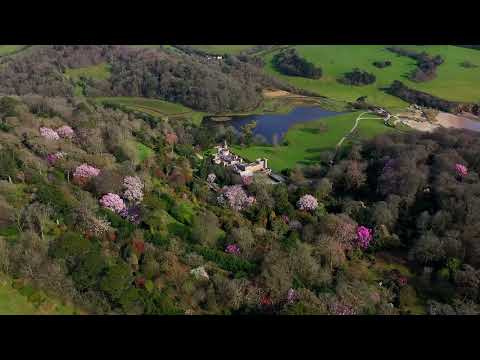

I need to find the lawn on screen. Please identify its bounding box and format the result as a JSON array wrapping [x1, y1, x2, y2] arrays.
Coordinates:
[[263, 45, 480, 109], [65, 62, 111, 81], [233, 111, 394, 172], [190, 45, 255, 55]]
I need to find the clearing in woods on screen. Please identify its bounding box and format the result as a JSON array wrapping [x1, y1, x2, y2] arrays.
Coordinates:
[[95, 96, 206, 125], [189, 45, 255, 55]]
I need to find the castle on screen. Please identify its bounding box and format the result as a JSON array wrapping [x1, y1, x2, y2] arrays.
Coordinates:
[[212, 140, 270, 177]]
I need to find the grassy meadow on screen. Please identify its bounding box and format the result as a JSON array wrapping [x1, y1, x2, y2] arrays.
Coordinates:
[[95, 96, 206, 125], [0, 274, 82, 315], [262, 45, 480, 109], [65, 62, 111, 81], [0, 45, 28, 56], [190, 45, 255, 55], [233, 112, 395, 172]]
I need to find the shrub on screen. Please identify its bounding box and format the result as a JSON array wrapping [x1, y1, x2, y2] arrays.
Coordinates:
[[340, 68, 376, 86], [192, 245, 257, 275], [50, 231, 91, 264], [373, 60, 391, 68], [99, 261, 133, 301]]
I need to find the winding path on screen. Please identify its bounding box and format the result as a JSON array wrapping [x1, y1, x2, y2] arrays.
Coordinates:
[[332, 111, 388, 162]]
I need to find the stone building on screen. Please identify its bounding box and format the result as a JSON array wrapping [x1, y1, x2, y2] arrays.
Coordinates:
[[212, 140, 270, 177]]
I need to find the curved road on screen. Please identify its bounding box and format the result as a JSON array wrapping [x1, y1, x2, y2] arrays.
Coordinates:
[[332, 110, 399, 162]]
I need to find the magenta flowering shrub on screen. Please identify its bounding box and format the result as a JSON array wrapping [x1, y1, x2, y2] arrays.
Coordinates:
[[217, 185, 255, 211], [56, 125, 75, 139], [356, 226, 373, 249], [286, 288, 298, 304], [296, 194, 318, 211], [123, 176, 144, 203], [39, 127, 60, 140], [455, 163, 468, 177], [225, 244, 241, 255], [73, 164, 100, 179], [46, 151, 67, 166], [99, 193, 126, 214]]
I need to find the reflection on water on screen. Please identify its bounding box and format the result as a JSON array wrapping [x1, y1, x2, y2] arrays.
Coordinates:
[[226, 106, 343, 144]]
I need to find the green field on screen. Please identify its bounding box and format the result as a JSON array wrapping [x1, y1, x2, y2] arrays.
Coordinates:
[[263, 45, 480, 109], [233, 112, 395, 171], [0, 274, 81, 315], [190, 45, 255, 55], [0, 45, 28, 56], [95, 96, 206, 125], [65, 62, 111, 81]]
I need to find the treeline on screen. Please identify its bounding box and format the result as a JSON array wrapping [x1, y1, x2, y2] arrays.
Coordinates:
[[387, 80, 480, 115], [0, 45, 295, 114], [386, 46, 444, 82], [289, 128, 480, 313], [272, 49, 322, 79], [0, 45, 113, 97]]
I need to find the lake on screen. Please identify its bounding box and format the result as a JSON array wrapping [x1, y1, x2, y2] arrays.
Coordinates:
[[214, 106, 343, 144]]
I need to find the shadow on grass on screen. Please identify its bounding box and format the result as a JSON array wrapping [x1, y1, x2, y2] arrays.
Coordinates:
[[298, 125, 328, 135], [305, 146, 331, 153]]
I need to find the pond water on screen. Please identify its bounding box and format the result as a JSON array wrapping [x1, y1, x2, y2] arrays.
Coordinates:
[[213, 106, 343, 144]]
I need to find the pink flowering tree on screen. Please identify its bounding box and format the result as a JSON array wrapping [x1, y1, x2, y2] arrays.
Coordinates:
[[355, 225, 373, 249], [225, 244, 241, 255], [455, 163, 468, 178], [123, 176, 144, 203], [217, 185, 255, 211], [99, 193, 126, 214], [73, 164, 100, 179], [56, 125, 75, 139], [297, 194, 318, 211], [40, 127, 60, 140]]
